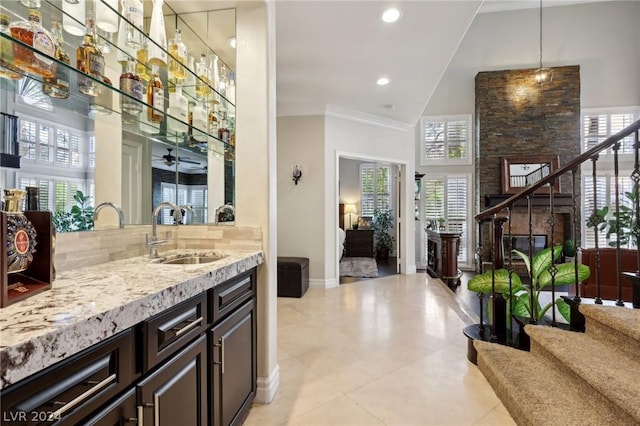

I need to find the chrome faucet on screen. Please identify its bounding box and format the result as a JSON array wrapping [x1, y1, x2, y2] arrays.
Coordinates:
[[214, 204, 235, 224], [94, 202, 125, 229], [178, 205, 194, 225], [147, 201, 182, 258]]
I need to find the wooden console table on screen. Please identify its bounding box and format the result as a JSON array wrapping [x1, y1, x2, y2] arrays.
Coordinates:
[[426, 229, 462, 285], [345, 229, 374, 257]]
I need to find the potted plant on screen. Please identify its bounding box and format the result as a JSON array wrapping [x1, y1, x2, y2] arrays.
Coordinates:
[[563, 239, 577, 263], [52, 190, 94, 232], [437, 217, 447, 230], [372, 208, 394, 260], [468, 245, 590, 328]]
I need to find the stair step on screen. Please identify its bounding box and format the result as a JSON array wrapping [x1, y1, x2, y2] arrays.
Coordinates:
[[474, 340, 634, 426], [580, 304, 640, 359], [526, 325, 640, 423]]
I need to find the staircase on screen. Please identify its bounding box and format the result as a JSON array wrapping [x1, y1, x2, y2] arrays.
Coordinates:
[[475, 304, 640, 425]]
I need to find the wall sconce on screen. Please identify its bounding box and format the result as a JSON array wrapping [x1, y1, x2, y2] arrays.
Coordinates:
[[292, 165, 302, 185]]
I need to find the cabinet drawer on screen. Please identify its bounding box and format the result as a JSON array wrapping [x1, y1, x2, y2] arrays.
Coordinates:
[[210, 269, 256, 324], [142, 293, 207, 372], [1, 330, 133, 426]]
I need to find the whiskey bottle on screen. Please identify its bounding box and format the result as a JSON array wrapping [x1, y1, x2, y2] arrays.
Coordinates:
[[43, 21, 70, 99], [89, 76, 114, 116], [123, 0, 143, 49], [218, 63, 229, 97], [195, 53, 211, 100], [147, 64, 164, 123], [76, 17, 104, 96], [0, 14, 22, 80], [208, 104, 219, 136], [168, 29, 187, 80], [10, 9, 56, 79], [120, 56, 143, 120]]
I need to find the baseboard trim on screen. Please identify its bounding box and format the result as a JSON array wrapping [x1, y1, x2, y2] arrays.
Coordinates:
[[309, 278, 338, 289], [255, 363, 280, 404]]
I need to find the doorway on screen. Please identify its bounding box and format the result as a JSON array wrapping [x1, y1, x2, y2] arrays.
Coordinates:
[[337, 155, 403, 284]]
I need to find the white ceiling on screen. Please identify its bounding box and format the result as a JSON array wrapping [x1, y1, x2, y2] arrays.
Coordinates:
[[164, 0, 609, 127]]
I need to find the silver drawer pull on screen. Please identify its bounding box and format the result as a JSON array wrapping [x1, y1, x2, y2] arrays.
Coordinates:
[[51, 374, 117, 418], [214, 337, 226, 374], [174, 316, 203, 337]]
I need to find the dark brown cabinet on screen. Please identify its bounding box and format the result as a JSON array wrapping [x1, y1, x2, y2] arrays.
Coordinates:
[[210, 301, 256, 426], [137, 336, 208, 426], [426, 230, 462, 286], [345, 230, 374, 257], [1, 268, 258, 426]]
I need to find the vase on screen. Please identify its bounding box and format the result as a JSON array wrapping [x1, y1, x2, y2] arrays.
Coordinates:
[[3, 189, 38, 274]]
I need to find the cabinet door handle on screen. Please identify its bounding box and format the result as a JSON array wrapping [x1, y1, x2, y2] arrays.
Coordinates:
[[174, 316, 203, 337], [213, 337, 226, 374], [51, 374, 117, 419], [137, 405, 144, 426]]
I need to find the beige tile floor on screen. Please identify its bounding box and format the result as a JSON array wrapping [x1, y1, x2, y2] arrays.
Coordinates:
[[245, 272, 516, 426]]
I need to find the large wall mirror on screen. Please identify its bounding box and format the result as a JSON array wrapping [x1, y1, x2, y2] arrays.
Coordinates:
[[501, 155, 560, 194], [0, 1, 235, 231]]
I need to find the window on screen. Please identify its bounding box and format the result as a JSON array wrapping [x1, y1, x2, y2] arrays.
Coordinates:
[[582, 109, 638, 154], [424, 175, 470, 264], [360, 163, 391, 217], [420, 115, 472, 165], [583, 174, 636, 249]]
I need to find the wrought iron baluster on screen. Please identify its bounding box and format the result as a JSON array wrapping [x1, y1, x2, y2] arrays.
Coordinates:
[[571, 168, 581, 302], [527, 195, 536, 324], [547, 178, 558, 326], [612, 142, 625, 306], [590, 156, 603, 304]]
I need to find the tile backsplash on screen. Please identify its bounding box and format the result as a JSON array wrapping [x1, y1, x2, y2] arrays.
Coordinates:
[[55, 225, 262, 272]]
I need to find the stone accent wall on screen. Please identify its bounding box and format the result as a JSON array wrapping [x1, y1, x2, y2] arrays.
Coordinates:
[[475, 66, 582, 262]]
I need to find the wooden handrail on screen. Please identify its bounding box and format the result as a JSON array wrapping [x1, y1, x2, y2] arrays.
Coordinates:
[[475, 119, 640, 222]]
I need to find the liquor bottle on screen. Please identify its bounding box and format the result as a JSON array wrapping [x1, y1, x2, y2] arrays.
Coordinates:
[[10, 9, 56, 79], [168, 29, 187, 80], [218, 118, 230, 144], [76, 17, 104, 96], [43, 21, 70, 99], [167, 84, 188, 133], [195, 53, 211, 100], [123, 0, 143, 49], [136, 40, 149, 82], [227, 71, 236, 105], [0, 14, 22, 80], [147, 64, 164, 123], [218, 63, 229, 97], [19, 0, 41, 9], [209, 53, 219, 92], [184, 56, 195, 88], [147, 0, 167, 68], [208, 104, 218, 136], [3, 189, 37, 275], [120, 56, 143, 121]]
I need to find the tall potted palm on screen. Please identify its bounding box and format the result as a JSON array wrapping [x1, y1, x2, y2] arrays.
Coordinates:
[[372, 208, 394, 260]]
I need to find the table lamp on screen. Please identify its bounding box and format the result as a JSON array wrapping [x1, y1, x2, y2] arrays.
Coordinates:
[[344, 204, 357, 229]]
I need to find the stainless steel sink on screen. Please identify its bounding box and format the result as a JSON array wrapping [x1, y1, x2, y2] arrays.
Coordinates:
[[161, 256, 225, 265]]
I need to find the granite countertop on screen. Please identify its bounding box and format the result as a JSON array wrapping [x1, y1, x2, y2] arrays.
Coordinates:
[[0, 249, 263, 389]]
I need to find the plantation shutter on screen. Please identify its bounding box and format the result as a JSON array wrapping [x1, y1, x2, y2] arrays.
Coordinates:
[[56, 129, 70, 165], [70, 133, 82, 167], [421, 116, 471, 164], [359, 163, 390, 217], [190, 187, 206, 224], [161, 184, 176, 224], [424, 178, 444, 220], [583, 176, 608, 248], [55, 182, 69, 212], [39, 124, 53, 162], [19, 119, 36, 159], [446, 177, 468, 262]]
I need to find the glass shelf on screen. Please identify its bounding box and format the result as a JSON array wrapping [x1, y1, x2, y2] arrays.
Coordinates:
[[0, 32, 234, 156]]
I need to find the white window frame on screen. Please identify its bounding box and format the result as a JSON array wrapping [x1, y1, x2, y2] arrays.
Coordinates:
[[581, 107, 640, 156], [419, 114, 473, 166], [359, 163, 392, 217], [423, 173, 472, 267]]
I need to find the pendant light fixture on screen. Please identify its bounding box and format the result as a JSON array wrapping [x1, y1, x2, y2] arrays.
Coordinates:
[[534, 0, 552, 84]]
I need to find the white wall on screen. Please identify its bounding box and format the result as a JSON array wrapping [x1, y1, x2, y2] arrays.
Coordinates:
[[338, 157, 360, 208], [236, 1, 279, 404], [326, 114, 415, 277], [276, 115, 325, 285], [423, 1, 640, 117]]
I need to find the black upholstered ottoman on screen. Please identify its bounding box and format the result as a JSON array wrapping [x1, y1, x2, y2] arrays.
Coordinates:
[[277, 257, 309, 297]]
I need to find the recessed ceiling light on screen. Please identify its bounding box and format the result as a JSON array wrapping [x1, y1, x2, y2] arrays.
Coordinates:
[[228, 37, 236, 49], [377, 77, 390, 86], [382, 8, 401, 23]]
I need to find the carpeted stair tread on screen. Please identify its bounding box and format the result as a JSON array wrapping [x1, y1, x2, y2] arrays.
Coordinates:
[[474, 340, 627, 426], [580, 305, 640, 341], [525, 325, 640, 422]]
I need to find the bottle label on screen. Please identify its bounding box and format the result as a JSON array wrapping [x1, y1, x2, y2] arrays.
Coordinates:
[[33, 32, 54, 65], [122, 79, 144, 101], [14, 229, 29, 255], [88, 53, 104, 78], [125, 0, 143, 29], [153, 87, 164, 112]]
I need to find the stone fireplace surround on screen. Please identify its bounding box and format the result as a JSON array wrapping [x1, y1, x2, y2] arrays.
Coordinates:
[[475, 65, 582, 264]]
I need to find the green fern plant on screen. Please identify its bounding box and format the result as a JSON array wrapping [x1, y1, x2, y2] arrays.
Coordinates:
[[468, 246, 590, 322]]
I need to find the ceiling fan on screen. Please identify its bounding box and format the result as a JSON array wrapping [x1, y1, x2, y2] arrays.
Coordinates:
[[153, 148, 200, 166]]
